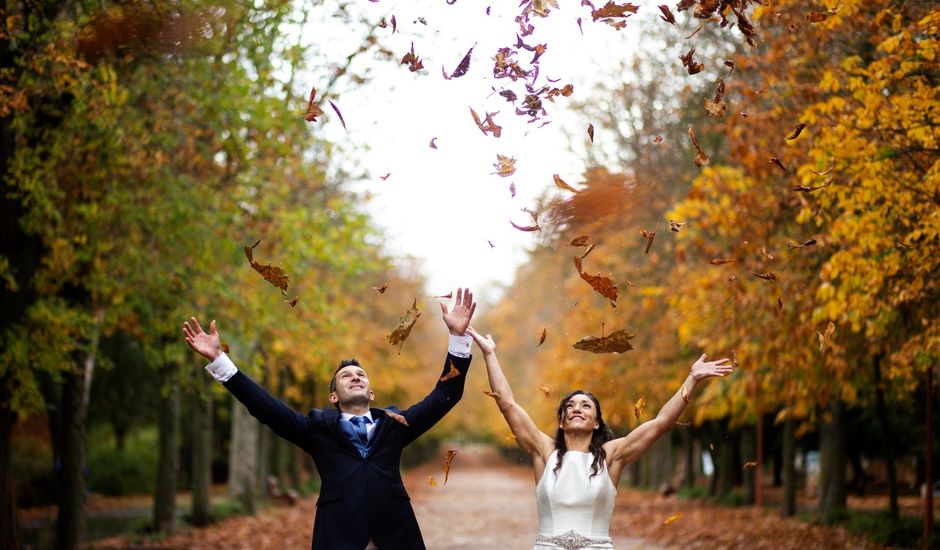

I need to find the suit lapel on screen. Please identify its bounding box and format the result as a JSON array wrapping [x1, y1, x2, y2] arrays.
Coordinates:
[[323, 409, 362, 456]]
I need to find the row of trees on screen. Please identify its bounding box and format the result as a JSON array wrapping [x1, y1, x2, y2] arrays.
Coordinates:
[[1, 1, 453, 548], [471, 0, 937, 537]]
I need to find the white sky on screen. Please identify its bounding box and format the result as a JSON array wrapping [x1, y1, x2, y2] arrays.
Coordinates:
[[303, 1, 656, 305]]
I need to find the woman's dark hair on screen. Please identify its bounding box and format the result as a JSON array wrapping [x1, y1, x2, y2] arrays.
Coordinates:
[[553, 390, 615, 478]]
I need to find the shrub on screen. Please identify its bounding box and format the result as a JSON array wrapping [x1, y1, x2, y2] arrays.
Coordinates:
[[87, 427, 158, 496]]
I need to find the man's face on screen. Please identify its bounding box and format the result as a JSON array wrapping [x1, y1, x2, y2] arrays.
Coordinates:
[[329, 365, 374, 409]]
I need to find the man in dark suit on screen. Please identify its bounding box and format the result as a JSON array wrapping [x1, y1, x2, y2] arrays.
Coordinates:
[[182, 288, 477, 550]]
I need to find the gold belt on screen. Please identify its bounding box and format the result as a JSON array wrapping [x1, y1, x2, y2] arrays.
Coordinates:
[[535, 530, 612, 550]]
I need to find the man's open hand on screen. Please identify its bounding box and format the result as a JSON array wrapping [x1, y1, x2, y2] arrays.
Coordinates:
[[440, 288, 476, 336], [183, 317, 222, 361]]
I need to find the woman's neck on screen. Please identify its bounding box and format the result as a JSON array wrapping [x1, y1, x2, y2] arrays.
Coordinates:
[[563, 431, 593, 452]]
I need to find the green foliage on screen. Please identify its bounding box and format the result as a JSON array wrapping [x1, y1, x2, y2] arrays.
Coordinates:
[[841, 510, 937, 549], [86, 427, 158, 496]]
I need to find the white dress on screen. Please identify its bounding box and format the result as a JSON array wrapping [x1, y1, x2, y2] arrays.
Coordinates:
[[533, 450, 616, 550]]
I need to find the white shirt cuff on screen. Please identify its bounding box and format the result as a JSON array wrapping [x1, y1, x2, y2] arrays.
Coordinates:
[[448, 334, 472, 358], [205, 352, 238, 383]]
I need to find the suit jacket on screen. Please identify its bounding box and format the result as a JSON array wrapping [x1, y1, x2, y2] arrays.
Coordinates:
[[222, 352, 472, 550]]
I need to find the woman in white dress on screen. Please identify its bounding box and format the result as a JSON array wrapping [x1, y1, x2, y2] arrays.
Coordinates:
[[465, 327, 732, 550]]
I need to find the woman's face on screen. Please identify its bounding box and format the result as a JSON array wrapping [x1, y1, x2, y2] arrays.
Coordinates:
[[560, 394, 600, 433]]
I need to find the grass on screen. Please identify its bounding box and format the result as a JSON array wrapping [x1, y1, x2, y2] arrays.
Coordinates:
[[840, 509, 939, 550]]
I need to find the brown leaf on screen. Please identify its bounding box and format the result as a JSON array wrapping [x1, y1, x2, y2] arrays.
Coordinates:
[[380, 173, 391, 181], [440, 359, 462, 382], [574, 257, 618, 307], [443, 449, 459, 484], [704, 78, 726, 118], [432, 292, 453, 299], [640, 229, 656, 254], [385, 409, 410, 426], [570, 235, 590, 247], [581, 242, 596, 259], [633, 395, 646, 420], [818, 321, 836, 352], [679, 47, 704, 75], [487, 240, 495, 248], [777, 294, 783, 313], [493, 154, 516, 177], [221, 342, 230, 354], [285, 297, 300, 307], [328, 100, 347, 130], [387, 299, 421, 353], [760, 246, 775, 261], [751, 272, 777, 281], [770, 156, 788, 172], [663, 512, 682, 525], [658, 5, 676, 24], [304, 87, 324, 122], [587, 123, 594, 143], [429, 137, 438, 149], [653, 135, 663, 143], [793, 181, 830, 192], [443, 45, 474, 80], [787, 238, 817, 249], [572, 328, 635, 354], [670, 219, 685, 232], [731, 349, 739, 369], [469, 107, 502, 137], [553, 174, 579, 193], [591, 1, 639, 29], [688, 125, 709, 167], [785, 123, 807, 140], [391, 15, 397, 33], [709, 258, 734, 265], [373, 282, 389, 294], [244, 240, 290, 294], [743, 461, 758, 470], [806, 11, 827, 22], [401, 42, 424, 72], [810, 166, 834, 176], [538, 327, 547, 346], [510, 219, 541, 232], [483, 389, 501, 399], [724, 59, 735, 74], [734, 7, 758, 47]]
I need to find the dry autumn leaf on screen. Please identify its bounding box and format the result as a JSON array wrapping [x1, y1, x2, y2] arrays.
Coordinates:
[[760, 246, 775, 261], [304, 87, 324, 122], [785, 123, 807, 140], [580, 242, 596, 259], [640, 229, 656, 254], [572, 327, 635, 354], [810, 166, 834, 176], [483, 389, 501, 399], [591, 1, 639, 29], [770, 156, 788, 172], [587, 123, 594, 142], [328, 100, 346, 130], [658, 5, 676, 24], [443, 45, 474, 80], [244, 240, 290, 294], [570, 235, 590, 247], [777, 294, 783, 313], [688, 125, 709, 167], [724, 59, 735, 74], [401, 42, 423, 72], [679, 47, 704, 75], [372, 282, 389, 294], [731, 348, 739, 369], [787, 238, 817, 249], [440, 359, 462, 382], [510, 219, 541, 232], [429, 137, 438, 149], [443, 449, 459, 484], [387, 299, 421, 353], [818, 321, 836, 352], [432, 292, 453, 299], [540, 384, 551, 398], [285, 297, 300, 307], [509, 182, 516, 197], [663, 512, 682, 525], [670, 219, 685, 232], [493, 154, 516, 177], [681, 384, 690, 404], [633, 395, 646, 420], [709, 258, 734, 265], [553, 174, 579, 193], [470, 107, 502, 137], [221, 342, 230, 354], [538, 327, 547, 346], [385, 409, 409, 426], [704, 78, 726, 118], [379, 173, 391, 181], [574, 256, 618, 307], [743, 461, 758, 470], [807, 11, 827, 22], [751, 271, 777, 281], [653, 135, 663, 143]]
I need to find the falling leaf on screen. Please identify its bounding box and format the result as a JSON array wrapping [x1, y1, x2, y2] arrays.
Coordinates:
[[703, 80, 725, 118], [663, 512, 682, 525], [483, 389, 501, 399], [572, 327, 635, 354], [740, 111, 749, 118], [818, 321, 836, 352], [728, 274, 738, 282], [587, 123, 594, 142], [244, 240, 290, 294], [731, 349, 739, 369], [653, 135, 663, 143], [591, 1, 639, 29], [509, 182, 516, 197], [640, 230, 656, 254], [709, 258, 734, 265], [539, 384, 551, 398], [680, 384, 690, 404], [896, 239, 913, 249], [724, 59, 735, 74], [777, 294, 783, 313], [770, 156, 787, 172], [470, 107, 502, 137], [743, 461, 757, 470], [493, 154, 516, 177], [443, 449, 460, 484], [221, 342, 230, 354], [570, 235, 590, 247], [574, 257, 618, 307], [734, 7, 758, 47], [428, 476, 438, 487], [391, 15, 397, 33], [328, 100, 347, 130], [510, 219, 541, 232], [443, 45, 474, 80], [679, 47, 704, 75], [304, 87, 324, 122], [793, 181, 830, 192], [387, 299, 421, 353], [401, 42, 423, 72], [429, 137, 438, 149], [581, 242, 596, 259], [806, 11, 827, 22], [372, 282, 389, 294], [785, 123, 807, 140], [380, 173, 391, 181], [285, 297, 300, 307], [688, 125, 709, 167], [432, 292, 453, 299], [670, 220, 685, 232], [553, 174, 579, 193], [385, 409, 409, 426], [760, 246, 775, 261], [787, 238, 817, 249], [751, 272, 777, 281], [633, 395, 646, 420], [487, 240, 495, 248], [810, 166, 834, 176], [538, 327, 547, 346], [440, 359, 462, 382], [658, 5, 676, 24]]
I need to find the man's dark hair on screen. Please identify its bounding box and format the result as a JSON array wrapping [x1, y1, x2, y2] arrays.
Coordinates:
[[329, 358, 361, 393]]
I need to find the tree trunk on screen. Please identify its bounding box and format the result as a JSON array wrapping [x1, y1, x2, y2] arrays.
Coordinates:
[[229, 398, 259, 513], [683, 428, 695, 489], [924, 365, 934, 548], [0, 393, 19, 550], [742, 425, 756, 504], [153, 363, 181, 532], [56, 369, 88, 549], [190, 369, 213, 527], [818, 399, 847, 524], [718, 423, 736, 500], [781, 415, 796, 517], [873, 355, 899, 517], [257, 425, 270, 500]]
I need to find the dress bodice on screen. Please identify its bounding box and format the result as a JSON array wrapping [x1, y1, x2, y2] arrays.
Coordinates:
[[534, 450, 616, 549]]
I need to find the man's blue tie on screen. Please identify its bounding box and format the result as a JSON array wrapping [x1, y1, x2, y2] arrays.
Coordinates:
[[349, 416, 371, 446]]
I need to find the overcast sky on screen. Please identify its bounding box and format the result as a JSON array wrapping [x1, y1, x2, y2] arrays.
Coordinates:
[[302, 1, 656, 305]]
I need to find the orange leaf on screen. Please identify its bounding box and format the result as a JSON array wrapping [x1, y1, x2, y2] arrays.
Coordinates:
[[400, 42, 423, 72], [688, 125, 709, 166], [751, 272, 777, 281], [443, 449, 459, 484], [787, 238, 817, 249], [385, 409, 409, 426], [570, 235, 590, 247], [640, 229, 656, 254], [785, 123, 807, 140], [633, 395, 646, 420], [704, 78, 725, 118], [709, 258, 734, 265], [493, 154, 516, 177], [572, 328, 635, 354], [387, 299, 421, 353], [817, 321, 836, 352], [470, 107, 502, 138], [670, 219, 685, 232], [538, 327, 547, 347], [304, 87, 324, 122], [373, 282, 389, 294], [244, 240, 290, 294], [540, 384, 551, 398], [553, 174, 579, 193], [440, 359, 462, 382], [574, 257, 618, 307], [663, 512, 682, 525]]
